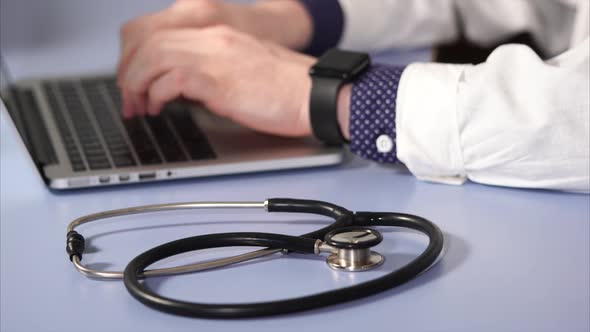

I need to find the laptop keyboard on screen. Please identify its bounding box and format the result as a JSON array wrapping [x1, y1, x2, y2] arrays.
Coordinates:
[[43, 77, 215, 172]]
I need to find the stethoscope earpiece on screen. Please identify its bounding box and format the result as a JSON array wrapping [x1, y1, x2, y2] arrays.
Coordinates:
[[321, 227, 385, 272]]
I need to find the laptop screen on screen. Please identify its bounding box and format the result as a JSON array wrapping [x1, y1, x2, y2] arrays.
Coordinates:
[[0, 53, 37, 159], [0, 54, 13, 93]]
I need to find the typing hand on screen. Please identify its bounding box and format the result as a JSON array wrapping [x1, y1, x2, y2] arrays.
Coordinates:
[[118, 0, 312, 84], [118, 26, 316, 137]]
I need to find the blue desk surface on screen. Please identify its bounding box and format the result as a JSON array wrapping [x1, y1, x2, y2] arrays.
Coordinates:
[[2, 105, 589, 332], [1, 1, 589, 331]]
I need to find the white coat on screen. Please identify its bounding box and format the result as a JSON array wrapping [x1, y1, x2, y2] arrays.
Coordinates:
[[339, 0, 589, 192]]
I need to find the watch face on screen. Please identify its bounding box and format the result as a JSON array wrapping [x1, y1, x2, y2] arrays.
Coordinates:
[[310, 49, 370, 80]]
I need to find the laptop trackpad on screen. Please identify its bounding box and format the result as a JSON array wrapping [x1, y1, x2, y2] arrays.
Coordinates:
[[191, 106, 324, 160]]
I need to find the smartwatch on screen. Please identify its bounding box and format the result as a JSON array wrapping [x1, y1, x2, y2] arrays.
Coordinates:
[[309, 49, 370, 146]]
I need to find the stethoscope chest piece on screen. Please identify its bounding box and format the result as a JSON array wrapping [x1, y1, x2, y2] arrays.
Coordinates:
[[322, 227, 385, 272]]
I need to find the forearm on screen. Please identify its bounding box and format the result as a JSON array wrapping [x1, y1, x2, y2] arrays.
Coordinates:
[[243, 0, 345, 55], [239, 1, 313, 50]]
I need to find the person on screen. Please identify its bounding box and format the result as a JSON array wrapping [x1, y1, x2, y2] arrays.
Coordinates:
[[116, 0, 589, 192]]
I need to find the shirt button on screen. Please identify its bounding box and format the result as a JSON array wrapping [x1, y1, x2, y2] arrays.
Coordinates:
[[376, 134, 393, 153]]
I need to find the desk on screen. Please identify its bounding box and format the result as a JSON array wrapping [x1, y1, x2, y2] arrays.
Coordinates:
[[2, 106, 589, 332], [1, 1, 589, 331]]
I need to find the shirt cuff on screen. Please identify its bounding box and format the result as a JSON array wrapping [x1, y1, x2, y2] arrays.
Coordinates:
[[395, 63, 467, 185], [349, 65, 406, 163], [297, 0, 344, 56]]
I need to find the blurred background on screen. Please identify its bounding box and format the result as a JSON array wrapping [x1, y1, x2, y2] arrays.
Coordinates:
[[0, 0, 429, 80], [1, 0, 176, 79]]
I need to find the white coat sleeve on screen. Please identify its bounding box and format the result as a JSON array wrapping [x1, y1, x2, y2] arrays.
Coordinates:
[[395, 38, 590, 192], [337, 0, 577, 56]]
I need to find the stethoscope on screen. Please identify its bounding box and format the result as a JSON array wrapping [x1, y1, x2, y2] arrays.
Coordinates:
[[66, 198, 445, 318]]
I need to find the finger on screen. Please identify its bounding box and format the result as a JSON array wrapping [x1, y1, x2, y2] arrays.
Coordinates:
[[121, 88, 135, 118], [117, 13, 167, 81], [120, 33, 195, 116], [121, 30, 202, 98], [124, 51, 189, 117], [134, 94, 148, 117], [147, 68, 216, 116], [118, 21, 151, 81], [123, 85, 140, 117], [123, 26, 240, 91], [129, 96, 141, 117], [117, 4, 199, 81], [123, 87, 146, 118]]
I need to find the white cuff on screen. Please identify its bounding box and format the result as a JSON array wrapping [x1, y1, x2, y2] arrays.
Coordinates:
[[395, 63, 469, 185]]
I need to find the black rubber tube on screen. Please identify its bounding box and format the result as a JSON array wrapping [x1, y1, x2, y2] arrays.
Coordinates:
[[267, 198, 354, 241], [266, 198, 351, 219], [124, 233, 318, 318], [123, 211, 444, 319]]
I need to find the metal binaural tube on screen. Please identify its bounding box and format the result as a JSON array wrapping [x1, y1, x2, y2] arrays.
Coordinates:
[[72, 247, 282, 279], [68, 201, 270, 279], [67, 201, 267, 232]]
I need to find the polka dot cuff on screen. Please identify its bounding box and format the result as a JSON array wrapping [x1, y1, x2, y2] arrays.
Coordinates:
[[350, 65, 406, 164]]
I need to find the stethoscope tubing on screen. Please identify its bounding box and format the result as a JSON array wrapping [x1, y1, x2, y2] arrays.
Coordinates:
[[66, 198, 445, 318], [67, 198, 353, 279], [123, 211, 444, 318]]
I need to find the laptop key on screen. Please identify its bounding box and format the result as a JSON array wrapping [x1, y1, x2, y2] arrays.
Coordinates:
[[112, 155, 136, 167], [145, 116, 187, 163], [80, 79, 138, 168], [72, 163, 86, 172], [57, 81, 113, 170], [43, 83, 88, 172], [166, 106, 216, 160], [88, 160, 112, 170], [123, 118, 162, 165]]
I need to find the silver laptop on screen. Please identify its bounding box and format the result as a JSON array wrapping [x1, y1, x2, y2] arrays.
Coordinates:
[[0, 58, 343, 190]]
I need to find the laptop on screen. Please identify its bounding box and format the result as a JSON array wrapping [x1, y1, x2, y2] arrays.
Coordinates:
[[0, 57, 343, 190]]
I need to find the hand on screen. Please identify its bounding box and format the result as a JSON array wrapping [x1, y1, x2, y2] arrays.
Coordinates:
[[118, 26, 316, 137], [118, 0, 230, 78], [118, 0, 312, 80]]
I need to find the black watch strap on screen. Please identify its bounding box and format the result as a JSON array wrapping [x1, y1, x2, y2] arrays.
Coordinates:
[[310, 76, 346, 146], [309, 49, 370, 146]]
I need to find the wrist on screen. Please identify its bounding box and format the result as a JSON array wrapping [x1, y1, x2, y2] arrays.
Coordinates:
[[298, 76, 313, 137], [337, 84, 352, 141], [292, 61, 314, 137]]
